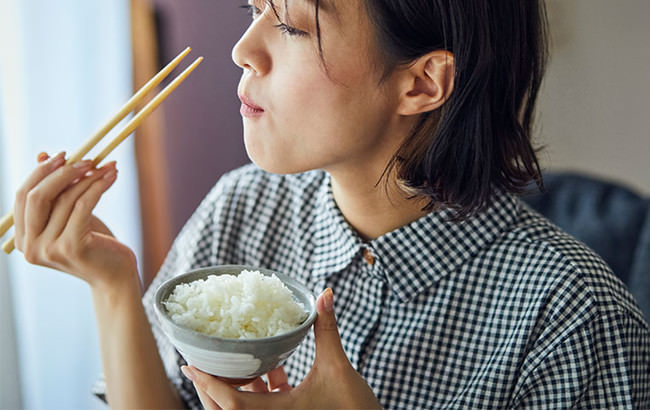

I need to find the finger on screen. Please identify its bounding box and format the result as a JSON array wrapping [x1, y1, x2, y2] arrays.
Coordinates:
[[20, 159, 95, 246], [40, 163, 116, 242], [267, 367, 292, 392], [185, 366, 287, 410], [14, 152, 66, 250], [20, 151, 65, 193], [181, 366, 221, 409], [63, 163, 117, 239], [195, 386, 221, 410], [240, 376, 268, 393], [216, 376, 257, 387], [185, 367, 241, 408], [314, 288, 348, 362]]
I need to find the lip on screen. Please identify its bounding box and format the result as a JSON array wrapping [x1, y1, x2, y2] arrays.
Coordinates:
[[238, 94, 265, 118]]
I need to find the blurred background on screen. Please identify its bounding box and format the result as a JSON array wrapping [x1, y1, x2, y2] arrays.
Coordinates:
[[0, 0, 648, 408]]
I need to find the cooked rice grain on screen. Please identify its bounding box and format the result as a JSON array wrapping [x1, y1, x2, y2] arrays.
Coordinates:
[[163, 270, 307, 339]]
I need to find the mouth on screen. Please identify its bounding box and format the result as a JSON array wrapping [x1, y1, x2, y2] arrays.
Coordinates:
[[238, 94, 265, 118]]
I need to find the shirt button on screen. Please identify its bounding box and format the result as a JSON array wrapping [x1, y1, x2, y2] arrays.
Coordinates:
[[363, 248, 375, 265]]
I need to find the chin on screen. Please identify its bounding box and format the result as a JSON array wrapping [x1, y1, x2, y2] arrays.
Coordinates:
[[244, 147, 311, 175], [243, 133, 316, 175], [250, 158, 314, 175]]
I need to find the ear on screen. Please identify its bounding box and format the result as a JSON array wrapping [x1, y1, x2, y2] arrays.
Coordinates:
[[396, 50, 455, 116]]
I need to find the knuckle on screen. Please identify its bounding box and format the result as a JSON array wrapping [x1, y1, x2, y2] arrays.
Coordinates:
[[13, 238, 23, 253], [57, 238, 78, 260], [26, 189, 47, 208], [42, 243, 59, 262], [320, 319, 339, 332], [44, 241, 73, 265], [23, 246, 40, 265], [15, 186, 29, 202], [53, 190, 72, 209], [73, 198, 91, 213]]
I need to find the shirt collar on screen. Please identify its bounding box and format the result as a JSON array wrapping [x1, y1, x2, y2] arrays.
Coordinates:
[[372, 190, 521, 302], [311, 175, 521, 302], [311, 174, 363, 279]]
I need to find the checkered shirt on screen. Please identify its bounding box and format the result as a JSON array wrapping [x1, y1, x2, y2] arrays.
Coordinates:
[[97, 164, 650, 409]]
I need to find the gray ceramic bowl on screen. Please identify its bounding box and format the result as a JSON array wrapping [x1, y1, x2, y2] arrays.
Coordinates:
[[154, 265, 317, 381]]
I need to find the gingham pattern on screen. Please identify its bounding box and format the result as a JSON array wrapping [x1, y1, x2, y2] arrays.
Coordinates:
[[96, 164, 649, 409]]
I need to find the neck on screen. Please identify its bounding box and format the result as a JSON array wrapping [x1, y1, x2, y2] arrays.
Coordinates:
[[329, 166, 430, 241]]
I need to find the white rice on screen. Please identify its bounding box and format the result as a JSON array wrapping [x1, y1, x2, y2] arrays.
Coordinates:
[[163, 270, 307, 339]]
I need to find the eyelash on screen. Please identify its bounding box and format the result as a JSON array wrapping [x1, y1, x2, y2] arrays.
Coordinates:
[[240, 4, 261, 18], [240, 4, 308, 38], [273, 23, 308, 38]]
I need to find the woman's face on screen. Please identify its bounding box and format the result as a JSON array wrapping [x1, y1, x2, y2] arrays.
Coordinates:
[[232, 0, 407, 177]]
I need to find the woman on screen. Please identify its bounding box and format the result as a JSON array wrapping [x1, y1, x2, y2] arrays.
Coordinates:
[[13, 0, 649, 408]]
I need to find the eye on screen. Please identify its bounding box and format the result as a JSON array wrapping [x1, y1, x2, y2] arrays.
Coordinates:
[[240, 4, 262, 19], [273, 23, 309, 38]]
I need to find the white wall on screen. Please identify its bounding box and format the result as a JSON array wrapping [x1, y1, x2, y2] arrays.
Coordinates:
[[539, 0, 650, 195], [0, 1, 136, 408], [0, 2, 24, 407], [0, 186, 21, 410]]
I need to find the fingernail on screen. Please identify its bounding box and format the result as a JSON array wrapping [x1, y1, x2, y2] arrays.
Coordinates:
[[181, 366, 195, 381], [37, 152, 49, 162], [102, 161, 117, 171], [73, 160, 93, 169], [321, 288, 334, 312], [103, 169, 117, 180]]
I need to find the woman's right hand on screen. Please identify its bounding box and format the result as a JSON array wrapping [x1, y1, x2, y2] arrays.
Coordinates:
[[12, 151, 138, 290]]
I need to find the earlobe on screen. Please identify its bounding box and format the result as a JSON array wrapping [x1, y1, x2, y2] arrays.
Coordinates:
[[397, 50, 455, 116]]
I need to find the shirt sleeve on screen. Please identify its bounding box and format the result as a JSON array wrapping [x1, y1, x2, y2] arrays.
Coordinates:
[[512, 310, 650, 409], [93, 169, 245, 409]]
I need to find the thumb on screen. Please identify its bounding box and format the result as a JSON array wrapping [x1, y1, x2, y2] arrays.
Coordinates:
[[314, 288, 348, 362]]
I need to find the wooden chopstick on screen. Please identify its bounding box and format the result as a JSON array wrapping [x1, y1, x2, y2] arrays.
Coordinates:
[[0, 46, 192, 243], [90, 56, 203, 167], [68, 46, 193, 165], [1, 48, 203, 254]]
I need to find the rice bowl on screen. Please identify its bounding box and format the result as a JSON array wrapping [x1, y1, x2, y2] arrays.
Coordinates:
[[153, 265, 317, 380]]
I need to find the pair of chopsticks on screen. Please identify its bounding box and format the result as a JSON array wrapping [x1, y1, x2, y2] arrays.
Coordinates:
[[0, 46, 203, 254]]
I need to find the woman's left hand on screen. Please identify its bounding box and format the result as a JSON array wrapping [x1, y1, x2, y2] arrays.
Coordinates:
[[181, 288, 382, 409]]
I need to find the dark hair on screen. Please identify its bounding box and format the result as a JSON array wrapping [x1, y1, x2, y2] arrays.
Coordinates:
[[273, 0, 549, 219], [366, 0, 549, 219]]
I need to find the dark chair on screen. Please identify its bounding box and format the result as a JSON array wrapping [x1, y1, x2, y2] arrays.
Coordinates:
[[522, 173, 650, 322]]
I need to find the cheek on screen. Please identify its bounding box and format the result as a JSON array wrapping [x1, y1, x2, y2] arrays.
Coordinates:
[[272, 64, 373, 134], [265, 71, 347, 155], [273, 67, 335, 113], [243, 54, 393, 173]]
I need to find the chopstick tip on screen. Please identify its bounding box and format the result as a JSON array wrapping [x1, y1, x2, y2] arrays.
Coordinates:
[[190, 56, 204, 67]]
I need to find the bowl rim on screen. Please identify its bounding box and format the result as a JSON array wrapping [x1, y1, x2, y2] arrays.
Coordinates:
[[153, 265, 318, 344]]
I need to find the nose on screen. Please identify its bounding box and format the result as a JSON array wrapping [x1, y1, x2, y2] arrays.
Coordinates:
[[232, 19, 271, 75]]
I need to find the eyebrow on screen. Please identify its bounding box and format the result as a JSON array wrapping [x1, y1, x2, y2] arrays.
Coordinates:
[[300, 0, 336, 15]]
